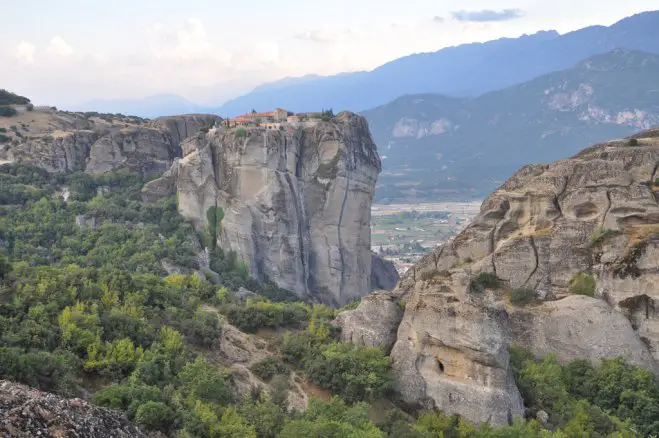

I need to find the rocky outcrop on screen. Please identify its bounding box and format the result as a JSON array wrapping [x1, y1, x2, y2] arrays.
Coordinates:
[[0, 380, 145, 437], [149, 114, 218, 145], [371, 253, 400, 290], [389, 270, 525, 426], [341, 130, 659, 425], [144, 112, 381, 306], [333, 292, 403, 352], [85, 127, 177, 174], [0, 108, 219, 175], [509, 295, 657, 369]]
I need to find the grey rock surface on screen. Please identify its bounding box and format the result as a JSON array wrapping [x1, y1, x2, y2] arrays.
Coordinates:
[[509, 295, 658, 372], [0, 380, 146, 437], [371, 253, 400, 290], [375, 130, 659, 426], [0, 110, 219, 175], [75, 214, 100, 230], [145, 112, 381, 306], [333, 292, 403, 352]]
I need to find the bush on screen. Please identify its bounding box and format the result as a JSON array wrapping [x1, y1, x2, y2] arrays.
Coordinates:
[[305, 342, 392, 403], [629, 138, 639, 146], [134, 401, 175, 433], [509, 288, 537, 306], [0, 89, 30, 105], [0, 133, 10, 144], [569, 273, 596, 297], [235, 127, 247, 138], [0, 107, 18, 117], [249, 356, 289, 381], [470, 272, 500, 292], [589, 228, 618, 247]]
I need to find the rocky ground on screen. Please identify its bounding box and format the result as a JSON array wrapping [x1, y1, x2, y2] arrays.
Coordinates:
[[0, 106, 218, 174], [336, 128, 659, 426], [0, 380, 147, 437]]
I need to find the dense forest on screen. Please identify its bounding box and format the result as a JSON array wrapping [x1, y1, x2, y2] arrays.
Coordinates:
[[1, 163, 658, 437]]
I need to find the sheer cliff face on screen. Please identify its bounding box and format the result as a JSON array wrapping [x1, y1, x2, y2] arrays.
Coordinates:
[[145, 113, 381, 306], [336, 128, 659, 426], [0, 111, 218, 174]]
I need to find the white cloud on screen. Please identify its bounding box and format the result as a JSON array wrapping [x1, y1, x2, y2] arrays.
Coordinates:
[[14, 41, 36, 64], [47, 36, 75, 57], [147, 18, 230, 63], [293, 28, 353, 44]]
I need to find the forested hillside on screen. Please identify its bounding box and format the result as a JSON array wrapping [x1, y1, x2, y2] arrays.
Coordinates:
[[1, 163, 658, 437]]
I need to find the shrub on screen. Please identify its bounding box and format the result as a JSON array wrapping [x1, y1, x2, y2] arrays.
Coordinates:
[[569, 273, 596, 297], [235, 127, 247, 138], [0, 134, 10, 144], [0, 107, 18, 117], [305, 342, 392, 403], [589, 228, 618, 247], [470, 272, 500, 292], [134, 401, 175, 433], [0, 89, 30, 105], [26, 104, 34, 112], [509, 288, 537, 306], [250, 356, 289, 381], [628, 138, 639, 146]]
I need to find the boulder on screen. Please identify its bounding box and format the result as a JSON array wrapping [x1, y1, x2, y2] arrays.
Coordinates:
[[371, 253, 400, 290], [333, 292, 403, 352]]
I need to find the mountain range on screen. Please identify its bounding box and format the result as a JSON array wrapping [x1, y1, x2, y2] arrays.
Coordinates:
[[215, 10, 659, 116], [366, 49, 659, 201], [69, 11, 659, 119], [62, 10, 659, 202]]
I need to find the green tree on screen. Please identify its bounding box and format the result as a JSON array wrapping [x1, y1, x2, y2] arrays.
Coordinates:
[[134, 401, 175, 433]]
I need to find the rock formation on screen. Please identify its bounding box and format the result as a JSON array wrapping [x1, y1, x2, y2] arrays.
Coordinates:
[[371, 253, 400, 290], [0, 380, 145, 437], [338, 129, 659, 426], [0, 108, 218, 174], [333, 292, 403, 352], [143, 113, 382, 306]]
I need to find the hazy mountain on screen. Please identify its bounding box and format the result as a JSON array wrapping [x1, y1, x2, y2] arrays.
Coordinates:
[[70, 93, 207, 118], [363, 49, 659, 202], [216, 10, 659, 116]]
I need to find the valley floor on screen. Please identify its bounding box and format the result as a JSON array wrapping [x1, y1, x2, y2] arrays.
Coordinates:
[[371, 201, 481, 273]]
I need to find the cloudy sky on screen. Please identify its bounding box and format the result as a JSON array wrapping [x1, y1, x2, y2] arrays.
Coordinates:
[[2, 0, 656, 107]]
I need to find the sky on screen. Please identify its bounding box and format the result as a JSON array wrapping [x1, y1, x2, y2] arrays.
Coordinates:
[[2, 0, 657, 107]]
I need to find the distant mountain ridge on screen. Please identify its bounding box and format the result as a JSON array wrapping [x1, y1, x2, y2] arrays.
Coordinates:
[[70, 93, 207, 118], [216, 10, 659, 116], [364, 49, 659, 202]]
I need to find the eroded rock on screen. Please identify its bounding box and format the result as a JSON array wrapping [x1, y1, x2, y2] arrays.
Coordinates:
[[383, 130, 659, 425], [333, 292, 403, 352], [145, 113, 381, 306]]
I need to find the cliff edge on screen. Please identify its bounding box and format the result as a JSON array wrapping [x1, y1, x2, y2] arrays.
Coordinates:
[[143, 112, 383, 306], [336, 128, 659, 425]]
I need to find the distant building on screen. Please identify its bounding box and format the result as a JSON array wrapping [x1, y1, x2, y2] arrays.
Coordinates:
[[228, 108, 293, 127]]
